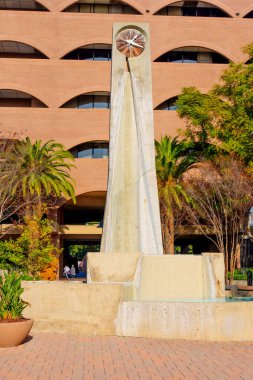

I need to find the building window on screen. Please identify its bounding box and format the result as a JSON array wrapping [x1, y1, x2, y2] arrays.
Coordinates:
[[70, 142, 109, 159], [155, 1, 230, 18], [0, 41, 47, 59], [63, 44, 112, 61], [62, 92, 110, 109], [155, 47, 229, 64], [0, 90, 47, 107], [62, 207, 104, 225], [0, 0, 48, 11], [64, 1, 139, 14], [155, 97, 178, 110], [244, 11, 253, 18]]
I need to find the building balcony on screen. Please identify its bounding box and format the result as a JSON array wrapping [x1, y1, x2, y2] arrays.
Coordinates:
[[59, 224, 102, 237]]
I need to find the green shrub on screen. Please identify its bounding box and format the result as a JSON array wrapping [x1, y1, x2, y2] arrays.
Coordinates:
[[228, 268, 253, 280], [20, 274, 38, 281], [0, 205, 60, 278], [0, 272, 29, 320], [0, 239, 26, 271]]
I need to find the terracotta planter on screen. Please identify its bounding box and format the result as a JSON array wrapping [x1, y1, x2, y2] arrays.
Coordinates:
[[0, 319, 33, 347]]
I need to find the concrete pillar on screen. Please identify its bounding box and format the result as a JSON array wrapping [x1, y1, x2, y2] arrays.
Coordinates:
[[101, 23, 163, 256]]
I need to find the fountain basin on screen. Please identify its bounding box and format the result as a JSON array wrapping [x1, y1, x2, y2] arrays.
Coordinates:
[[21, 281, 253, 341], [116, 299, 253, 341]]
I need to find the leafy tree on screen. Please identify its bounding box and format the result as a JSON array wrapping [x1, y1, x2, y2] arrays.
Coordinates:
[[184, 158, 253, 284], [18, 204, 61, 277], [0, 137, 75, 276], [155, 136, 197, 254], [40, 255, 59, 281], [0, 136, 76, 242], [6, 137, 76, 202], [0, 239, 25, 271], [68, 245, 90, 260], [0, 205, 61, 277], [0, 133, 26, 229], [176, 43, 253, 166]]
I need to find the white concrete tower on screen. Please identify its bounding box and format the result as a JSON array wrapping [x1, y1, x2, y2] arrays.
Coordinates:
[[101, 23, 163, 255]]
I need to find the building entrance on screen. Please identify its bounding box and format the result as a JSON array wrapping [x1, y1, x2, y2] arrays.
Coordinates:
[[61, 240, 100, 279]]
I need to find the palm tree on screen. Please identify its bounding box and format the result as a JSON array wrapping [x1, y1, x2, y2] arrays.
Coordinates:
[[0, 137, 75, 276], [3, 137, 75, 204], [155, 136, 197, 254]]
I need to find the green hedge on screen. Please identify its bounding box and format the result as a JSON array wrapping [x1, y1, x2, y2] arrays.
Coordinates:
[[228, 268, 253, 280]]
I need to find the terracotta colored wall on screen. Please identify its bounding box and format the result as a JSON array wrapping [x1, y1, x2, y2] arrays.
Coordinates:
[[0, 61, 225, 108], [0, 13, 252, 60], [35, 0, 253, 17], [0, 1, 252, 199]]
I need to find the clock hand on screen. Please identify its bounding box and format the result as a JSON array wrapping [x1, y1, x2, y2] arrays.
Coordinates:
[[126, 35, 140, 45], [130, 41, 144, 49], [125, 39, 144, 49], [130, 34, 139, 43]]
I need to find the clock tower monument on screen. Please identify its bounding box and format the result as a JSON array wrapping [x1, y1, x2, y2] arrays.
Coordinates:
[[101, 23, 163, 256], [88, 23, 163, 285]]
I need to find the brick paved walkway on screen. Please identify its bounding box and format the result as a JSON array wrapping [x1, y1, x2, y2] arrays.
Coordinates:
[[0, 333, 253, 380]]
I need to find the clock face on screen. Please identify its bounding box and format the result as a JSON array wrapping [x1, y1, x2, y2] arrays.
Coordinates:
[[116, 29, 145, 58]]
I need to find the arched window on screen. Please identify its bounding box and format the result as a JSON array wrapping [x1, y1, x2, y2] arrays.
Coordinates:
[[0, 41, 48, 59], [155, 1, 230, 17], [0, 90, 47, 107], [244, 11, 253, 18], [59, 191, 106, 226], [64, 0, 139, 14], [63, 44, 112, 61], [0, 0, 48, 11], [155, 47, 229, 64], [70, 141, 109, 159], [61, 92, 110, 109], [155, 97, 178, 110]]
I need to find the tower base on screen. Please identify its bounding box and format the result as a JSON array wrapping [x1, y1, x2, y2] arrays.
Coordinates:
[[87, 252, 225, 300]]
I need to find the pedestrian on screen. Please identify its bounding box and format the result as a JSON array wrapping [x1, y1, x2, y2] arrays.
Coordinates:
[[63, 265, 71, 280], [70, 264, 76, 277]]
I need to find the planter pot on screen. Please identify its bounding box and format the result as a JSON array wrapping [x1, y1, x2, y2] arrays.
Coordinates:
[[0, 319, 33, 347]]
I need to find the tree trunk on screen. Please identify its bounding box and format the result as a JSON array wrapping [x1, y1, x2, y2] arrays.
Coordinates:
[[235, 242, 241, 269], [160, 200, 175, 254], [230, 242, 240, 285], [160, 202, 170, 254], [163, 214, 170, 254], [225, 249, 229, 285], [168, 211, 175, 254]]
